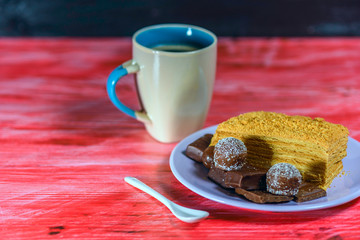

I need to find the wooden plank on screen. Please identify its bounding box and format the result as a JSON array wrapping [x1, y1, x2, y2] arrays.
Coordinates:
[[0, 38, 359, 239]]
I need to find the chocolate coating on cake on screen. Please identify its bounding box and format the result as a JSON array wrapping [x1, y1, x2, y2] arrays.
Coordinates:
[[213, 137, 247, 171], [266, 163, 302, 196]]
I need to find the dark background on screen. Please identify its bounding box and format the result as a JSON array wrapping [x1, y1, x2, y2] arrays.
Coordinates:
[[1, 0, 360, 37]]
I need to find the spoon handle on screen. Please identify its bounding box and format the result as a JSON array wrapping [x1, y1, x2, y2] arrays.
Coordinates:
[[124, 177, 172, 208]]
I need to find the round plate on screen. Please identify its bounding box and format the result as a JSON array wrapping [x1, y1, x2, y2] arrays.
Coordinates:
[[170, 125, 360, 212]]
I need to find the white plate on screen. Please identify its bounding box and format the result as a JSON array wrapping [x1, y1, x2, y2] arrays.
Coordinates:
[[170, 125, 360, 212]]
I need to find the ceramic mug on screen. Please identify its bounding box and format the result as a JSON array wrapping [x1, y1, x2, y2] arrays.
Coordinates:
[[107, 24, 217, 143]]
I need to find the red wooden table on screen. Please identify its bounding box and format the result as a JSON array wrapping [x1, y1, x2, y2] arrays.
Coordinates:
[[1, 38, 360, 239]]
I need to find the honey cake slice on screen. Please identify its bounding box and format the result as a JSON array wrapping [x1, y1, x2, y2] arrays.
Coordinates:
[[210, 111, 349, 189]]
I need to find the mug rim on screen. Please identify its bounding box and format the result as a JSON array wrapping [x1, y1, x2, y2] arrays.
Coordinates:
[[132, 23, 217, 55]]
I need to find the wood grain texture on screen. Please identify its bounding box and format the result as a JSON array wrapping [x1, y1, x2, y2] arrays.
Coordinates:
[[0, 38, 360, 239]]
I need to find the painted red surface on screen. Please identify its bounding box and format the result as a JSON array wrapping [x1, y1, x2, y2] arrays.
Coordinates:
[[1, 38, 360, 239]]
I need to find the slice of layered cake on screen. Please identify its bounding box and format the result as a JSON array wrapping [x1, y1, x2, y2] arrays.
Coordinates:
[[210, 111, 349, 189]]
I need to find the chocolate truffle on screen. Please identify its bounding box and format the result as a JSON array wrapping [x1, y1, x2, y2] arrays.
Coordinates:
[[266, 163, 302, 196], [213, 137, 247, 171]]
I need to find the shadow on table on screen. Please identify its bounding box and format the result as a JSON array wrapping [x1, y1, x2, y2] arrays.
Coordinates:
[[38, 96, 145, 146]]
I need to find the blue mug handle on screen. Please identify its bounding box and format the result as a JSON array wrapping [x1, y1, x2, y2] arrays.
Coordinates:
[[106, 60, 150, 123]]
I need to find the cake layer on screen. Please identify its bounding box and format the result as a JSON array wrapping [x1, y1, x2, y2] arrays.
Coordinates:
[[211, 112, 348, 148]]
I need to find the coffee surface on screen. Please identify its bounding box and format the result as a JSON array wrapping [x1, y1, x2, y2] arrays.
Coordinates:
[[152, 44, 200, 52]]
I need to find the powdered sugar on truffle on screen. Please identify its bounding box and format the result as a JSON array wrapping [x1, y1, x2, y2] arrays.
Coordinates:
[[213, 137, 247, 171], [266, 162, 302, 196]]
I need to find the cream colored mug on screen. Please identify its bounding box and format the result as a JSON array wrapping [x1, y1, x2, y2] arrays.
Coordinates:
[[107, 24, 217, 143]]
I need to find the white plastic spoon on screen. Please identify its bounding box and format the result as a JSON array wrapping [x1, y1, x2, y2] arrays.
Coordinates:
[[124, 177, 209, 223]]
